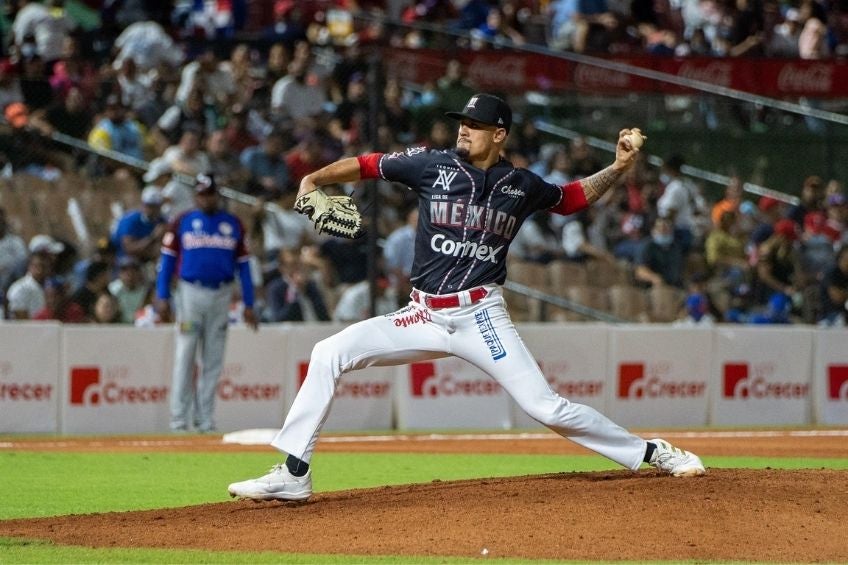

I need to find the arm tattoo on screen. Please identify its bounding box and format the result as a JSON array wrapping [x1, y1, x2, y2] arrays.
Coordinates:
[[581, 165, 624, 204]]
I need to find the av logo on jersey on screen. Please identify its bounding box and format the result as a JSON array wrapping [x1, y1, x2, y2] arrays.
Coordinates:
[[69, 366, 168, 406], [433, 169, 458, 191], [410, 362, 501, 397], [722, 363, 809, 399], [829, 365, 848, 400], [617, 362, 705, 399]]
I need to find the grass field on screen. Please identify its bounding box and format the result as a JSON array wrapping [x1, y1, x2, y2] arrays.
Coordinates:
[[1, 441, 846, 564]]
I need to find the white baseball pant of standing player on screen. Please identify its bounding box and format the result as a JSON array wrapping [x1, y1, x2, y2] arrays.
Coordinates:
[[170, 280, 232, 432]]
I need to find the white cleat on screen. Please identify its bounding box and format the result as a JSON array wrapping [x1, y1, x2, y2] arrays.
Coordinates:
[[228, 464, 312, 501], [648, 438, 706, 477]]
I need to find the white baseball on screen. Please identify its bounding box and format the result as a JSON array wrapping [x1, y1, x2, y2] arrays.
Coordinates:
[[627, 128, 646, 149]]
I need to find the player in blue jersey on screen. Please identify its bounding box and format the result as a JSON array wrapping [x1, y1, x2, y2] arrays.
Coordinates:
[[228, 94, 705, 501], [156, 174, 258, 432]]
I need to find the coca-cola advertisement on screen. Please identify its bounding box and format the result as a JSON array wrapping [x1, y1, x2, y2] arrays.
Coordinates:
[[381, 48, 848, 98]]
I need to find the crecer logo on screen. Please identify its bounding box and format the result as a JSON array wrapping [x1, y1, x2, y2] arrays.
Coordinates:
[[69, 367, 167, 405], [828, 365, 848, 400], [410, 362, 500, 397], [0, 382, 53, 401], [617, 363, 705, 399], [298, 362, 390, 398], [722, 363, 809, 399], [217, 378, 281, 401], [537, 360, 603, 398]]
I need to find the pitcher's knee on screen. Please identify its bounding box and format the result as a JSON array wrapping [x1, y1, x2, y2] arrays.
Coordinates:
[[521, 394, 571, 426], [308, 337, 344, 375]]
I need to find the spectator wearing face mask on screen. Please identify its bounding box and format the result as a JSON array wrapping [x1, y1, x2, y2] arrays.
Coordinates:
[[635, 216, 685, 288]]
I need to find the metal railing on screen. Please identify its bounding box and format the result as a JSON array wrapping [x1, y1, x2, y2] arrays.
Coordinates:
[[503, 281, 625, 323]]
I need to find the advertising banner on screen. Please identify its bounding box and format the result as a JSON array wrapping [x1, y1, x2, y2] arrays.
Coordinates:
[[396, 356, 511, 430], [383, 49, 848, 98], [0, 323, 61, 433], [60, 326, 173, 434], [286, 324, 395, 431], [712, 326, 813, 426], [607, 326, 711, 428], [511, 324, 609, 428], [813, 329, 848, 425], [214, 326, 289, 432]]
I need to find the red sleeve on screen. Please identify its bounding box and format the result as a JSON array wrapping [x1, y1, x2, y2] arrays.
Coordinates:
[[549, 180, 589, 216], [357, 153, 384, 179]]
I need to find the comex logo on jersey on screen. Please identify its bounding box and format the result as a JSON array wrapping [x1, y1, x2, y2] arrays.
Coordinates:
[[430, 234, 504, 263]]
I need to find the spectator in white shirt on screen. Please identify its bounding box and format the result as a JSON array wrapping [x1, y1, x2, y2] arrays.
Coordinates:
[[270, 56, 326, 123], [175, 48, 236, 107], [0, 207, 28, 293], [657, 154, 707, 254], [333, 277, 398, 323], [6, 253, 49, 319], [161, 127, 211, 178], [12, 0, 73, 66], [383, 207, 417, 280], [113, 21, 184, 72]]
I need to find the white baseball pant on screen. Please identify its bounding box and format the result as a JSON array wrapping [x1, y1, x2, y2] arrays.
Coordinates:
[[272, 284, 648, 470]]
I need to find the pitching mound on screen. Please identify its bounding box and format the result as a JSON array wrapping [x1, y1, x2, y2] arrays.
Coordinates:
[[2, 468, 846, 562]]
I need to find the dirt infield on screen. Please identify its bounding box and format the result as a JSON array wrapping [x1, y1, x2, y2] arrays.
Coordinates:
[[2, 432, 847, 562]]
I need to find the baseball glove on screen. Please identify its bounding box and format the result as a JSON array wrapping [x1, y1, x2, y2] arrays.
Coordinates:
[[294, 189, 365, 239]]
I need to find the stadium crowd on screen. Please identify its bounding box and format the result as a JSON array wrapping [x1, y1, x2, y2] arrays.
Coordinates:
[[0, 0, 847, 327]]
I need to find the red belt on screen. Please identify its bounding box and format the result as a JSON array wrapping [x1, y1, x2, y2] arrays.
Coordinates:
[[412, 287, 489, 310]]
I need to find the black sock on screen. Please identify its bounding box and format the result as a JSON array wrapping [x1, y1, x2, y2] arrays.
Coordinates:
[[286, 454, 309, 477], [643, 442, 657, 463]]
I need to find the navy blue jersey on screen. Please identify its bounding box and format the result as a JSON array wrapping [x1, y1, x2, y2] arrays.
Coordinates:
[[376, 147, 564, 294]]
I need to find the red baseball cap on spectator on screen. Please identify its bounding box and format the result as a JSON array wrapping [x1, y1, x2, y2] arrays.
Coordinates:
[[758, 196, 780, 212], [774, 218, 798, 241], [4, 102, 28, 128]]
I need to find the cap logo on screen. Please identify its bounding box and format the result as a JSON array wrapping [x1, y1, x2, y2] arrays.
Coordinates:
[[466, 96, 478, 110], [498, 117, 504, 125]]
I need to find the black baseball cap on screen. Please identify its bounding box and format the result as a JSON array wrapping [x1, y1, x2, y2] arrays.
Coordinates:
[[445, 93, 512, 133]]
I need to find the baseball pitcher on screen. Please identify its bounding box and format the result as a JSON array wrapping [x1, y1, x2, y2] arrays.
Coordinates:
[[229, 94, 704, 501]]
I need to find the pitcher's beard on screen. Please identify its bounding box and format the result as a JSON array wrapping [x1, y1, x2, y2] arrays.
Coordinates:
[[455, 146, 470, 160]]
